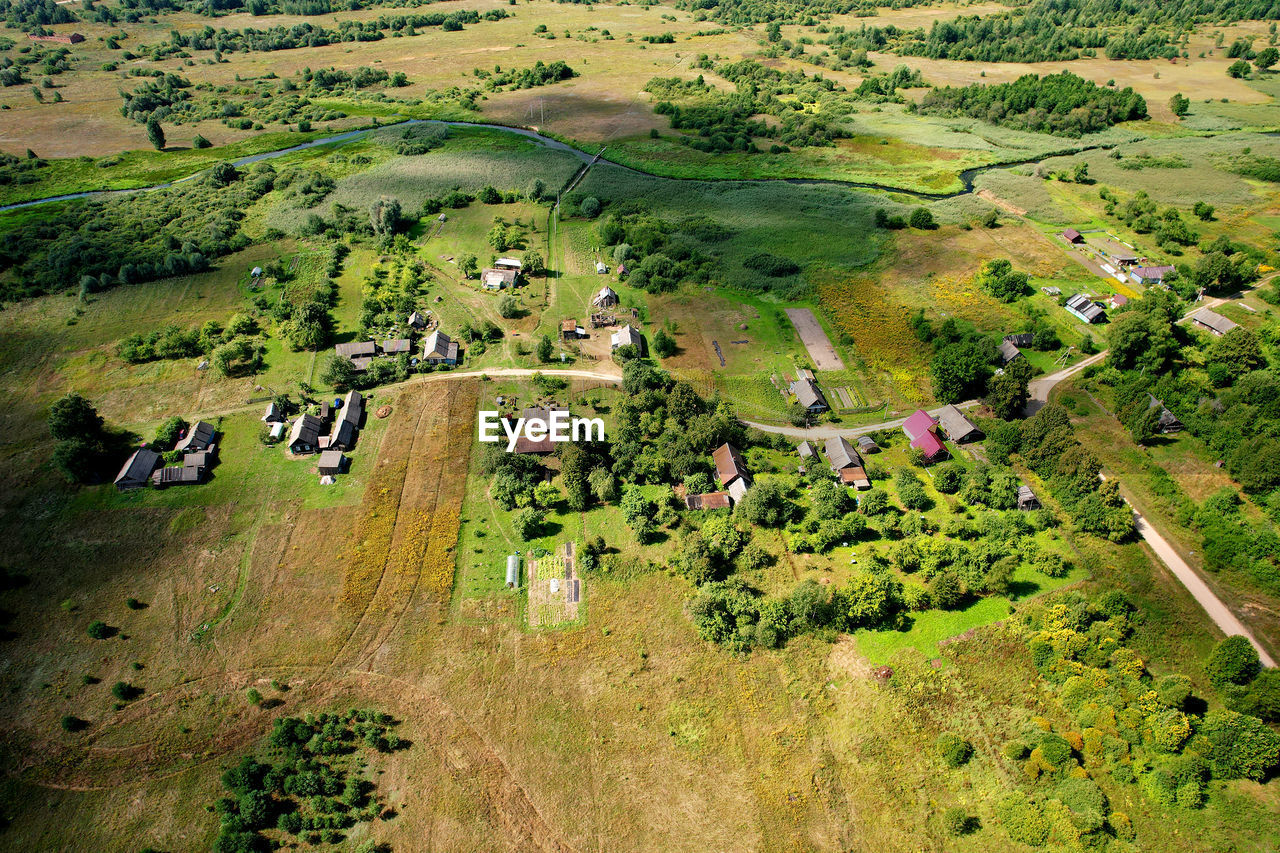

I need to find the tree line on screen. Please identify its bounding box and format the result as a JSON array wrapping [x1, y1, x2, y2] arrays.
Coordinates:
[[916, 72, 1148, 137]]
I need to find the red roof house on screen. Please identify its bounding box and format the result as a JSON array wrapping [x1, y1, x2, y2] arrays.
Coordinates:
[[901, 409, 948, 463]]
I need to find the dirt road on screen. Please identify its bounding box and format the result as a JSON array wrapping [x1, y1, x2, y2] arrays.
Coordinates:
[[1127, 490, 1276, 666], [784, 308, 845, 371]]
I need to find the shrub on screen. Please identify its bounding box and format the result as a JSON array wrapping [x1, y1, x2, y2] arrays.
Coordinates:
[[1206, 635, 1262, 687], [908, 207, 936, 229], [60, 715, 88, 732], [111, 681, 140, 701], [1038, 732, 1073, 766], [937, 733, 973, 767], [993, 792, 1049, 846], [86, 620, 111, 639], [942, 807, 974, 836], [246, 688, 263, 705], [742, 252, 800, 277], [125, 597, 144, 610], [580, 196, 601, 218]]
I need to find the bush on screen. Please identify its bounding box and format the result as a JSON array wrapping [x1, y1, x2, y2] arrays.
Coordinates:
[[580, 196, 601, 218], [111, 681, 141, 701], [60, 715, 88, 732], [1038, 732, 1073, 766], [993, 792, 1049, 846], [246, 688, 263, 705], [908, 207, 936, 229], [1206, 635, 1262, 687], [942, 807, 974, 836], [86, 620, 111, 639], [937, 733, 973, 767]]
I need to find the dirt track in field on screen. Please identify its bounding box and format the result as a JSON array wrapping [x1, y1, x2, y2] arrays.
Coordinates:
[[784, 308, 845, 371]]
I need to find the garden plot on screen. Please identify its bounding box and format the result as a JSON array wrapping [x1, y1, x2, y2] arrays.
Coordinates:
[[526, 541, 582, 629], [784, 308, 845, 371]]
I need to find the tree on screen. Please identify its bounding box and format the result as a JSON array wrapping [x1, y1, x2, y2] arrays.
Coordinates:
[[1206, 636, 1262, 687], [459, 253, 478, 278], [498, 295, 520, 319], [559, 443, 592, 511], [734, 478, 795, 527], [1201, 709, 1280, 781], [1107, 310, 1176, 373], [908, 207, 936, 229], [588, 467, 618, 504], [985, 357, 1033, 419], [620, 487, 656, 541], [811, 478, 852, 519], [321, 353, 357, 391], [536, 334, 554, 362], [49, 393, 104, 442], [836, 571, 900, 629], [1071, 161, 1090, 183], [975, 258, 1030, 302], [930, 340, 990, 404], [52, 438, 103, 484], [286, 301, 331, 351], [521, 250, 546, 276], [936, 733, 973, 767], [1207, 327, 1264, 378], [207, 162, 239, 187], [579, 196, 601, 218], [154, 416, 188, 449], [1193, 200, 1215, 221], [652, 328, 676, 358], [512, 507, 544, 540], [487, 223, 509, 252], [1255, 47, 1279, 71], [1169, 92, 1190, 116], [369, 196, 402, 236], [146, 117, 165, 150], [193, 133, 212, 149], [1227, 59, 1252, 78]]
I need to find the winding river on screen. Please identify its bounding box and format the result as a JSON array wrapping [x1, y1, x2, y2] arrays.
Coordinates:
[[0, 118, 1115, 213]]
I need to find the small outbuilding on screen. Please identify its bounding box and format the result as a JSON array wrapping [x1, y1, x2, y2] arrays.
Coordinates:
[[317, 450, 345, 476], [329, 390, 363, 451], [1061, 228, 1083, 244], [1017, 485, 1040, 511], [335, 340, 377, 361], [685, 492, 732, 510], [999, 340, 1024, 365], [262, 402, 286, 423], [857, 435, 879, 454], [797, 441, 816, 461], [407, 311, 427, 330], [506, 553, 520, 588], [1147, 395, 1184, 434], [481, 267, 518, 290], [595, 261, 609, 274], [1065, 294, 1106, 324], [380, 338, 411, 355], [592, 286, 619, 308]]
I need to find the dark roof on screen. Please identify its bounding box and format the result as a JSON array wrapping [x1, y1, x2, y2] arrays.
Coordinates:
[[712, 443, 750, 488], [1065, 294, 1106, 323], [289, 414, 324, 448], [685, 492, 731, 510], [115, 448, 160, 487], [1147, 394, 1184, 432], [329, 391, 363, 448], [824, 437, 861, 471], [839, 466, 871, 488], [153, 465, 201, 486], [1004, 333, 1034, 347], [175, 421, 216, 452], [183, 449, 213, 469], [262, 402, 285, 422], [335, 340, 377, 359], [1062, 228, 1082, 242], [1017, 485, 1039, 507], [856, 435, 879, 452]]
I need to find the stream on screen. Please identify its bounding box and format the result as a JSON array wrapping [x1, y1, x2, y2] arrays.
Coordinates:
[[0, 118, 1116, 213]]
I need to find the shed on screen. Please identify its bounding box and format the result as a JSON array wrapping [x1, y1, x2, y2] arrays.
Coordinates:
[[1061, 228, 1083, 244], [494, 257, 522, 272], [262, 402, 286, 423], [407, 311, 427, 329], [797, 441, 816, 460], [1190, 308, 1237, 336], [839, 466, 872, 490], [510, 406, 567, 454], [857, 435, 879, 454], [380, 338, 411, 355], [317, 450, 345, 476], [999, 340, 1024, 365], [250, 266, 263, 277], [596, 261, 609, 274], [1129, 265, 1176, 285], [268, 421, 286, 440], [1004, 333, 1034, 348], [506, 554, 520, 588], [1108, 294, 1129, 310], [592, 286, 619, 308], [1147, 395, 1184, 434], [1017, 485, 1040, 511], [937, 405, 982, 443], [561, 319, 579, 340], [152, 465, 202, 488], [114, 448, 160, 491], [685, 492, 731, 510]]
